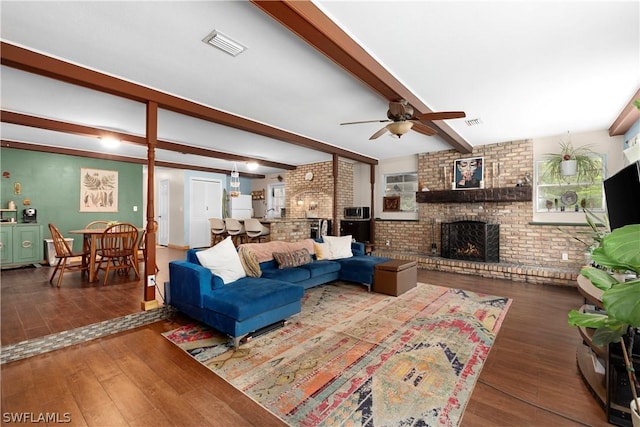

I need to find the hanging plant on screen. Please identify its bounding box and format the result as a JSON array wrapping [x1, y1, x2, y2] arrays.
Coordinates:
[[229, 162, 241, 197], [544, 136, 600, 183]]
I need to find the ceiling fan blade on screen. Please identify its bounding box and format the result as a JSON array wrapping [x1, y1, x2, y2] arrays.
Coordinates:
[[340, 119, 391, 125], [411, 121, 438, 136], [369, 126, 389, 140], [415, 111, 466, 121]]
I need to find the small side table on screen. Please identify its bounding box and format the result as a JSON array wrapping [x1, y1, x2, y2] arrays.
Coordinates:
[[373, 259, 417, 296]]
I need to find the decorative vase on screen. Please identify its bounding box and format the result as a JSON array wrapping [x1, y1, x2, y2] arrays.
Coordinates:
[[631, 399, 640, 427], [561, 159, 577, 176]]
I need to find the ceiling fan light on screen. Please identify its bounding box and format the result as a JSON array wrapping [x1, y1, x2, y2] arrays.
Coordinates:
[[387, 121, 413, 137]]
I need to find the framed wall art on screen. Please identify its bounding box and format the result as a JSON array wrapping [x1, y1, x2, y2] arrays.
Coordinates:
[[383, 196, 401, 212], [454, 157, 484, 190], [80, 168, 118, 212]]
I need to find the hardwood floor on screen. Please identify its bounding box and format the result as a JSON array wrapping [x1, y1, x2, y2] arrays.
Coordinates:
[[1, 251, 611, 426], [0, 246, 181, 346]]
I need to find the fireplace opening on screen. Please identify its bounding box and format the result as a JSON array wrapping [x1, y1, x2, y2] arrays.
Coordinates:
[[441, 220, 499, 262]]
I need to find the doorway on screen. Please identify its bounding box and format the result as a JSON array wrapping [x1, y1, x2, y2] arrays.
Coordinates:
[[189, 178, 222, 248], [157, 179, 169, 246], [267, 183, 286, 218]]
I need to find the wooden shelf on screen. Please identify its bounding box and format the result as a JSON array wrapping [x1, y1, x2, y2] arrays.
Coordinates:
[[577, 344, 606, 406], [577, 274, 604, 308], [416, 186, 532, 203]]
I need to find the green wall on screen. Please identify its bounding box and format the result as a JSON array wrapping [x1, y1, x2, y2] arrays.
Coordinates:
[[1, 148, 143, 251]]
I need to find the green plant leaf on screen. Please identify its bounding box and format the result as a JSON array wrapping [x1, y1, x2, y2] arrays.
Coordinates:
[[591, 326, 626, 346], [602, 279, 640, 327], [599, 224, 640, 274], [580, 266, 618, 291], [568, 309, 609, 328]]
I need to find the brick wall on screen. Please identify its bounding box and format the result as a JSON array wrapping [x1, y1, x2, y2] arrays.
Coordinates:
[[372, 140, 590, 286], [285, 160, 353, 234]]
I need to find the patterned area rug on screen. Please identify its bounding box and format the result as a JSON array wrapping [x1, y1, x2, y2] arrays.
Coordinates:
[[163, 282, 511, 426]]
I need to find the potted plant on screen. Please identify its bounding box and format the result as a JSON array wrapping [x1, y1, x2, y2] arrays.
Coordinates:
[[544, 137, 600, 182], [559, 209, 610, 264], [568, 224, 640, 424]]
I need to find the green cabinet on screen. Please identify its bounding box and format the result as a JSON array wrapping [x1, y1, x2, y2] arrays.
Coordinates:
[[0, 226, 12, 264], [0, 224, 43, 268]]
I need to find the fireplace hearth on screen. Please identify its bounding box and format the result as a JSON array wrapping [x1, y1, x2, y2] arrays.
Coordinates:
[[441, 220, 499, 262]]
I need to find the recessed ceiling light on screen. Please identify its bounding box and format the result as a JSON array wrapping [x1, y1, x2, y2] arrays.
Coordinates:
[[246, 162, 259, 171], [100, 136, 120, 148], [202, 30, 247, 57]]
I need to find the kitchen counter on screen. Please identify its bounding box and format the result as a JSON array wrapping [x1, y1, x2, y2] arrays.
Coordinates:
[[258, 218, 319, 223], [256, 218, 319, 241]]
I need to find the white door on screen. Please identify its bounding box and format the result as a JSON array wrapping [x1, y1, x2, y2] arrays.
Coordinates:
[[267, 183, 286, 217], [189, 178, 222, 248], [157, 179, 169, 246]]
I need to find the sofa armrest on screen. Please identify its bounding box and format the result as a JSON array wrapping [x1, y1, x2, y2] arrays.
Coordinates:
[[169, 260, 220, 308], [351, 241, 365, 257]]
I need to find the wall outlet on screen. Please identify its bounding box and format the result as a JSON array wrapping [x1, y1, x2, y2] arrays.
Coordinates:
[[385, 239, 390, 247], [147, 275, 156, 287], [133, 205, 138, 212], [562, 253, 569, 261]]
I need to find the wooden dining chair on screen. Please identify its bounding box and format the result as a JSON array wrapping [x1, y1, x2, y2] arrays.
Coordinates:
[[136, 229, 159, 275], [83, 220, 110, 265], [48, 223, 90, 288], [85, 220, 110, 229], [94, 223, 140, 286]]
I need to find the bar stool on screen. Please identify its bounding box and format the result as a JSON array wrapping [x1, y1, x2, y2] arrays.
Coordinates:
[[208, 218, 228, 246], [244, 218, 270, 243], [224, 218, 246, 246]]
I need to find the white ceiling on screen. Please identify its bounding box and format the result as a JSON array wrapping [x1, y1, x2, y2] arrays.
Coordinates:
[[1, 1, 638, 176]]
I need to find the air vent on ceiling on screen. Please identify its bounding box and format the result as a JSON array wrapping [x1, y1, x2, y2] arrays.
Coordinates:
[[202, 30, 247, 57], [464, 118, 483, 127]]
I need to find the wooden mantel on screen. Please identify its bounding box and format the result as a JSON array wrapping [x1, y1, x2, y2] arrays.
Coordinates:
[[416, 186, 532, 203]]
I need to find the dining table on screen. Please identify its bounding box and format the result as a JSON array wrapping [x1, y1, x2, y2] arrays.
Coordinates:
[[69, 227, 142, 283]]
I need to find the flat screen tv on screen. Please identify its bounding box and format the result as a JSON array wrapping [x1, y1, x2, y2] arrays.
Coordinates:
[[603, 160, 640, 230]]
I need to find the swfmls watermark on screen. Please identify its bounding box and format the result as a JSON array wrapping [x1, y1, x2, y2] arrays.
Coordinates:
[[2, 412, 71, 423]]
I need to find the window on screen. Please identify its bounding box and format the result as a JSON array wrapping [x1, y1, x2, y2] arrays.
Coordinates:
[[383, 173, 417, 212], [535, 156, 605, 213]]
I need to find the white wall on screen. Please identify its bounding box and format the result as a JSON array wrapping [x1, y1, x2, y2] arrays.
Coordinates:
[[352, 162, 371, 207], [374, 154, 419, 220]]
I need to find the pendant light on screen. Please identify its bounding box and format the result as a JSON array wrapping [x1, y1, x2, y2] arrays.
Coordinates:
[[230, 162, 241, 197]]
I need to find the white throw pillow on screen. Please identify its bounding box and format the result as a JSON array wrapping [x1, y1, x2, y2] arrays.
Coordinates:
[[313, 242, 332, 260], [323, 235, 353, 260], [196, 236, 246, 284]]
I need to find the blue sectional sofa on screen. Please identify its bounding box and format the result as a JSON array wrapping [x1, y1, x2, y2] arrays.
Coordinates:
[[167, 239, 389, 348]]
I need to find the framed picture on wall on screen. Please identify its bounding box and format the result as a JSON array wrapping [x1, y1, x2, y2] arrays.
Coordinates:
[[80, 168, 119, 212], [454, 157, 484, 190], [383, 196, 401, 211]]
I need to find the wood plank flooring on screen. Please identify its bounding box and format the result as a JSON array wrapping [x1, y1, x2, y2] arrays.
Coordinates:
[[1, 249, 611, 426]]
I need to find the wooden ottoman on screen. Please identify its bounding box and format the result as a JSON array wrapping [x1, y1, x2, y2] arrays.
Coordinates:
[[373, 259, 417, 296]]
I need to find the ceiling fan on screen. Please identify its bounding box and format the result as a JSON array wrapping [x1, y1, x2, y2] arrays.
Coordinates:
[[340, 100, 466, 140]]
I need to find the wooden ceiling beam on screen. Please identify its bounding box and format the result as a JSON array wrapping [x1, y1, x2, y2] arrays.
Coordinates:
[[252, 0, 472, 154], [1, 110, 296, 170], [0, 139, 266, 178], [0, 41, 378, 165], [609, 88, 640, 136]]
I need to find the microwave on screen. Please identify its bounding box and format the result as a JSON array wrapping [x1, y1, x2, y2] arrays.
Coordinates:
[[344, 207, 370, 219]]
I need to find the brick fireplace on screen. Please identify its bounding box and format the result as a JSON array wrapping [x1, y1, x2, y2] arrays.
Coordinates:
[[441, 220, 500, 263]]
